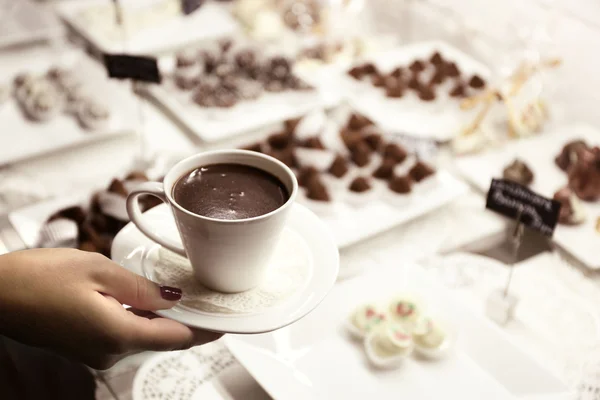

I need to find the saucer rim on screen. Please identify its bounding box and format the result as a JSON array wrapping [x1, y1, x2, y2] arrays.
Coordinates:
[[111, 203, 339, 334]]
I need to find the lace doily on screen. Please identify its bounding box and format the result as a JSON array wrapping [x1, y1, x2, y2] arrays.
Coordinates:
[[152, 231, 311, 314], [137, 343, 236, 400]]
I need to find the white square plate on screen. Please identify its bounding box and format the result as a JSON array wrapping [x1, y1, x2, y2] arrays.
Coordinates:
[[455, 123, 600, 269], [0, 0, 61, 49], [344, 41, 491, 142], [56, 0, 238, 55], [226, 262, 568, 399], [0, 47, 137, 166]]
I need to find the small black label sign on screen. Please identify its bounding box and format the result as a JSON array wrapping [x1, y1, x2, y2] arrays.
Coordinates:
[[181, 0, 204, 15], [104, 54, 161, 84], [486, 179, 561, 237]]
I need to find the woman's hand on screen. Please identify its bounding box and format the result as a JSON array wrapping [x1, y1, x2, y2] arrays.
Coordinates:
[[0, 248, 222, 370]]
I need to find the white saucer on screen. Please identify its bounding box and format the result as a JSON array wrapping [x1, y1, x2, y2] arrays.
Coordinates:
[[111, 203, 339, 334]]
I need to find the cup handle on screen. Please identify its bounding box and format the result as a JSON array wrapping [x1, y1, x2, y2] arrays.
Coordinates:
[[126, 182, 187, 257]]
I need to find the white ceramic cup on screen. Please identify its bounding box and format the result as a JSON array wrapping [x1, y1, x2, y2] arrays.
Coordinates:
[[126, 150, 298, 293]]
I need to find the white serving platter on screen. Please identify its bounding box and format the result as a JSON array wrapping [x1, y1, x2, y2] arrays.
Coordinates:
[[455, 123, 600, 269], [226, 261, 568, 399], [0, 47, 137, 166], [344, 40, 492, 142], [56, 0, 238, 55]]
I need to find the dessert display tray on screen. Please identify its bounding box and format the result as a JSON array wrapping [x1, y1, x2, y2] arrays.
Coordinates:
[[343, 40, 492, 142], [318, 171, 468, 249], [0, 48, 137, 166], [226, 261, 568, 399], [56, 0, 238, 55], [0, 0, 61, 49], [142, 73, 325, 144], [455, 123, 600, 269]]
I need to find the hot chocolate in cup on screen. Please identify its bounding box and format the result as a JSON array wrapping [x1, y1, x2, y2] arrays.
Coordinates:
[[126, 150, 298, 293]]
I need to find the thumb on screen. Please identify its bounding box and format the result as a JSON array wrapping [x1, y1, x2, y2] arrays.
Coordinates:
[[97, 263, 182, 311]]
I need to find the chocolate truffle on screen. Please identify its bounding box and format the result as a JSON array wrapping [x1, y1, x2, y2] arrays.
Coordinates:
[[268, 131, 291, 149], [407, 75, 421, 90], [468, 75, 486, 89], [554, 187, 586, 225], [108, 179, 128, 197], [328, 154, 349, 178], [235, 49, 257, 72], [383, 143, 407, 163], [350, 142, 372, 167], [340, 129, 364, 150], [373, 158, 397, 179], [444, 62, 460, 77], [372, 73, 387, 88], [429, 71, 446, 85], [348, 65, 366, 80], [410, 161, 436, 182], [364, 132, 384, 151], [430, 52, 444, 65], [243, 142, 263, 153], [555, 140, 589, 171], [502, 159, 534, 186], [449, 82, 467, 97], [409, 60, 425, 73], [390, 67, 404, 79], [568, 147, 600, 201], [385, 79, 405, 98], [306, 177, 331, 202], [388, 175, 412, 194], [175, 50, 197, 68], [297, 166, 320, 187], [213, 90, 237, 108], [418, 86, 436, 101], [199, 49, 219, 74], [348, 113, 373, 131], [349, 177, 371, 193], [299, 137, 325, 149], [362, 63, 377, 75], [175, 74, 199, 90], [285, 118, 301, 135], [268, 147, 297, 168]]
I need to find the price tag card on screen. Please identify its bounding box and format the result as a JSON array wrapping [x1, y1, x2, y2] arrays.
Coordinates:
[[486, 179, 561, 237], [103, 54, 162, 84]]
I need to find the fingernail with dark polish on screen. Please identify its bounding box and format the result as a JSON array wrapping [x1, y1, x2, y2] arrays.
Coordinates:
[[160, 286, 182, 301]]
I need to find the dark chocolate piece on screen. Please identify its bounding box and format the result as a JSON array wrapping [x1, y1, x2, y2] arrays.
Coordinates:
[[108, 179, 128, 197], [555, 140, 589, 171], [297, 166, 320, 187], [284, 118, 301, 135], [553, 187, 584, 225], [385, 78, 405, 98], [449, 82, 466, 97], [568, 146, 600, 201], [444, 62, 460, 77], [383, 143, 407, 163], [268, 131, 291, 149], [372, 73, 387, 88], [268, 147, 297, 168], [502, 159, 534, 186], [364, 132, 384, 151], [328, 154, 349, 178], [340, 129, 364, 151], [306, 177, 330, 202], [410, 161, 436, 182], [418, 86, 436, 101], [125, 171, 149, 181], [429, 71, 446, 85], [349, 177, 371, 193], [409, 60, 425, 73], [468, 75, 486, 89], [407, 75, 421, 90], [48, 206, 86, 225], [372, 158, 397, 179], [350, 142, 372, 167], [388, 175, 412, 194], [390, 67, 404, 79], [243, 142, 263, 153], [430, 52, 444, 65], [347, 113, 373, 131]]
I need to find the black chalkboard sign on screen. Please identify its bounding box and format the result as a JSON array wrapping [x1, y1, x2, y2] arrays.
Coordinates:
[[486, 179, 561, 237], [103, 54, 161, 84], [181, 0, 204, 15]]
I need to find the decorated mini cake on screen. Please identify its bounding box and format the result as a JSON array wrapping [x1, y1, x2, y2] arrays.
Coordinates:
[[348, 304, 387, 338], [25, 90, 61, 121], [388, 296, 421, 329], [365, 324, 414, 367], [502, 159, 534, 186], [412, 317, 446, 350], [77, 100, 110, 131]]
